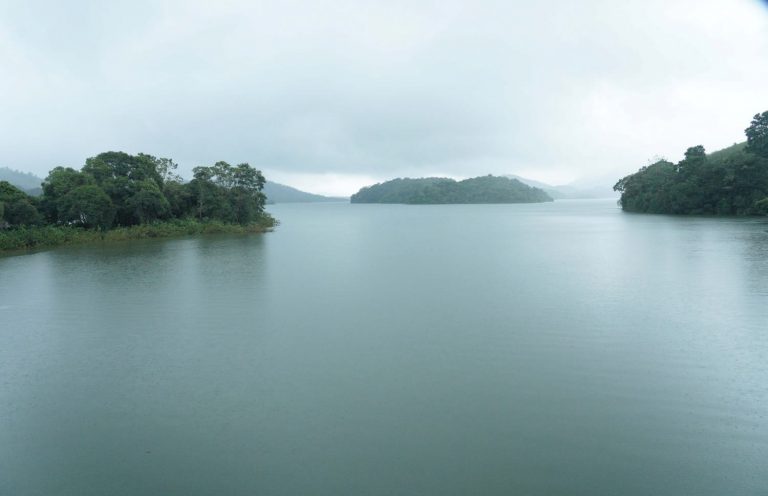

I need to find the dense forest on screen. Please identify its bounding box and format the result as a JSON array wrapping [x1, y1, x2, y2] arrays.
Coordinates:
[[614, 111, 768, 215], [0, 152, 274, 250], [351, 175, 553, 204]]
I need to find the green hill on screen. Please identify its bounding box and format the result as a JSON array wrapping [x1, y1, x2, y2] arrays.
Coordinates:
[[614, 112, 768, 215], [350, 175, 553, 204]]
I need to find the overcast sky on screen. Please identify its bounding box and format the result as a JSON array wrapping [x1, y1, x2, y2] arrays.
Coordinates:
[[1, 0, 767, 195]]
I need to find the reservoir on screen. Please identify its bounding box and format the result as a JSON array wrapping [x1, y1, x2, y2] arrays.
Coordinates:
[[1, 199, 767, 495]]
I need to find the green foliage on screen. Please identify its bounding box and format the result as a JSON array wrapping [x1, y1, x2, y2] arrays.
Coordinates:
[[41, 167, 94, 222], [615, 112, 768, 215], [0, 225, 76, 251], [745, 111, 768, 159], [41, 152, 267, 226], [351, 175, 553, 204], [162, 179, 194, 218], [59, 185, 116, 230], [83, 151, 164, 186], [82, 151, 170, 225], [189, 161, 267, 223], [0, 216, 276, 252], [2, 151, 272, 252], [126, 179, 170, 223], [144, 154, 183, 184], [754, 197, 768, 215], [352, 178, 454, 203], [0, 181, 41, 226]]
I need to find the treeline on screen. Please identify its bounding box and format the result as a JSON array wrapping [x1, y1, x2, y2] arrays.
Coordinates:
[[1, 152, 274, 249], [351, 175, 553, 204], [614, 111, 768, 215]]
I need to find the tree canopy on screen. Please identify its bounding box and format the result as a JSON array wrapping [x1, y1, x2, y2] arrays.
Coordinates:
[[614, 112, 768, 215], [746, 111, 768, 159], [0, 152, 270, 230], [0, 181, 41, 227]]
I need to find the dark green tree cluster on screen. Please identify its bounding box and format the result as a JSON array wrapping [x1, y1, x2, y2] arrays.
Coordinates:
[[0, 181, 41, 227], [189, 161, 267, 224], [614, 112, 768, 215], [350, 175, 553, 204], [0, 152, 269, 230]]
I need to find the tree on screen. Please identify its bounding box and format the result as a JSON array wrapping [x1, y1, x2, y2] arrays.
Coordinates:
[[6, 200, 40, 226], [191, 166, 216, 220], [615, 117, 768, 215], [82, 151, 163, 186], [138, 154, 182, 185], [19, 151, 273, 240], [82, 151, 169, 225], [126, 180, 170, 223], [60, 185, 115, 230], [163, 180, 194, 218], [745, 111, 768, 159], [230, 163, 267, 223], [211, 161, 235, 188], [41, 167, 94, 222], [676, 145, 706, 174], [187, 162, 267, 223], [754, 197, 768, 215]]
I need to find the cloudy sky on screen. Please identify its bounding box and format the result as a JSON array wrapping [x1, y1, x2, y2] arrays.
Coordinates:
[[1, 0, 767, 195]]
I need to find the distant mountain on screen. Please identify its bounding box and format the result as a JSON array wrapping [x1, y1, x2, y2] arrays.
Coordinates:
[[0, 167, 43, 195], [505, 174, 570, 199], [505, 174, 617, 199], [351, 175, 553, 204], [263, 181, 346, 203], [564, 174, 621, 199]]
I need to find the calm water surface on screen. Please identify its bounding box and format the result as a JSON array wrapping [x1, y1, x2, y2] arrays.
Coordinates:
[[1, 200, 767, 495]]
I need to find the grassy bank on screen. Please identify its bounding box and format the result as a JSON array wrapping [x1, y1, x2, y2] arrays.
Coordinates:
[[0, 215, 276, 253]]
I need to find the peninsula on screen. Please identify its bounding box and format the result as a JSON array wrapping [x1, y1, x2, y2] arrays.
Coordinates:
[[614, 111, 768, 215], [0, 151, 274, 252]]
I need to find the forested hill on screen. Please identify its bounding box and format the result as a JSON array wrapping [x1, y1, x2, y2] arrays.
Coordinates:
[[350, 175, 553, 204], [614, 111, 768, 215]]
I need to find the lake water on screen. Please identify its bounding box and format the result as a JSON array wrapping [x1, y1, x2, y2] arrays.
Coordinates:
[[1, 200, 767, 495]]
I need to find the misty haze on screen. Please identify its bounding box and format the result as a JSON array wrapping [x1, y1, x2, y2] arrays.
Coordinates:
[[1, 1, 767, 495]]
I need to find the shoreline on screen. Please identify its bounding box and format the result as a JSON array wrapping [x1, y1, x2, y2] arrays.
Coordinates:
[[0, 216, 276, 255]]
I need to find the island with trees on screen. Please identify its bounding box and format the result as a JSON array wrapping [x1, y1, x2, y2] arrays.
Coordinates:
[[350, 175, 553, 204], [0, 151, 274, 252], [614, 111, 768, 215]]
